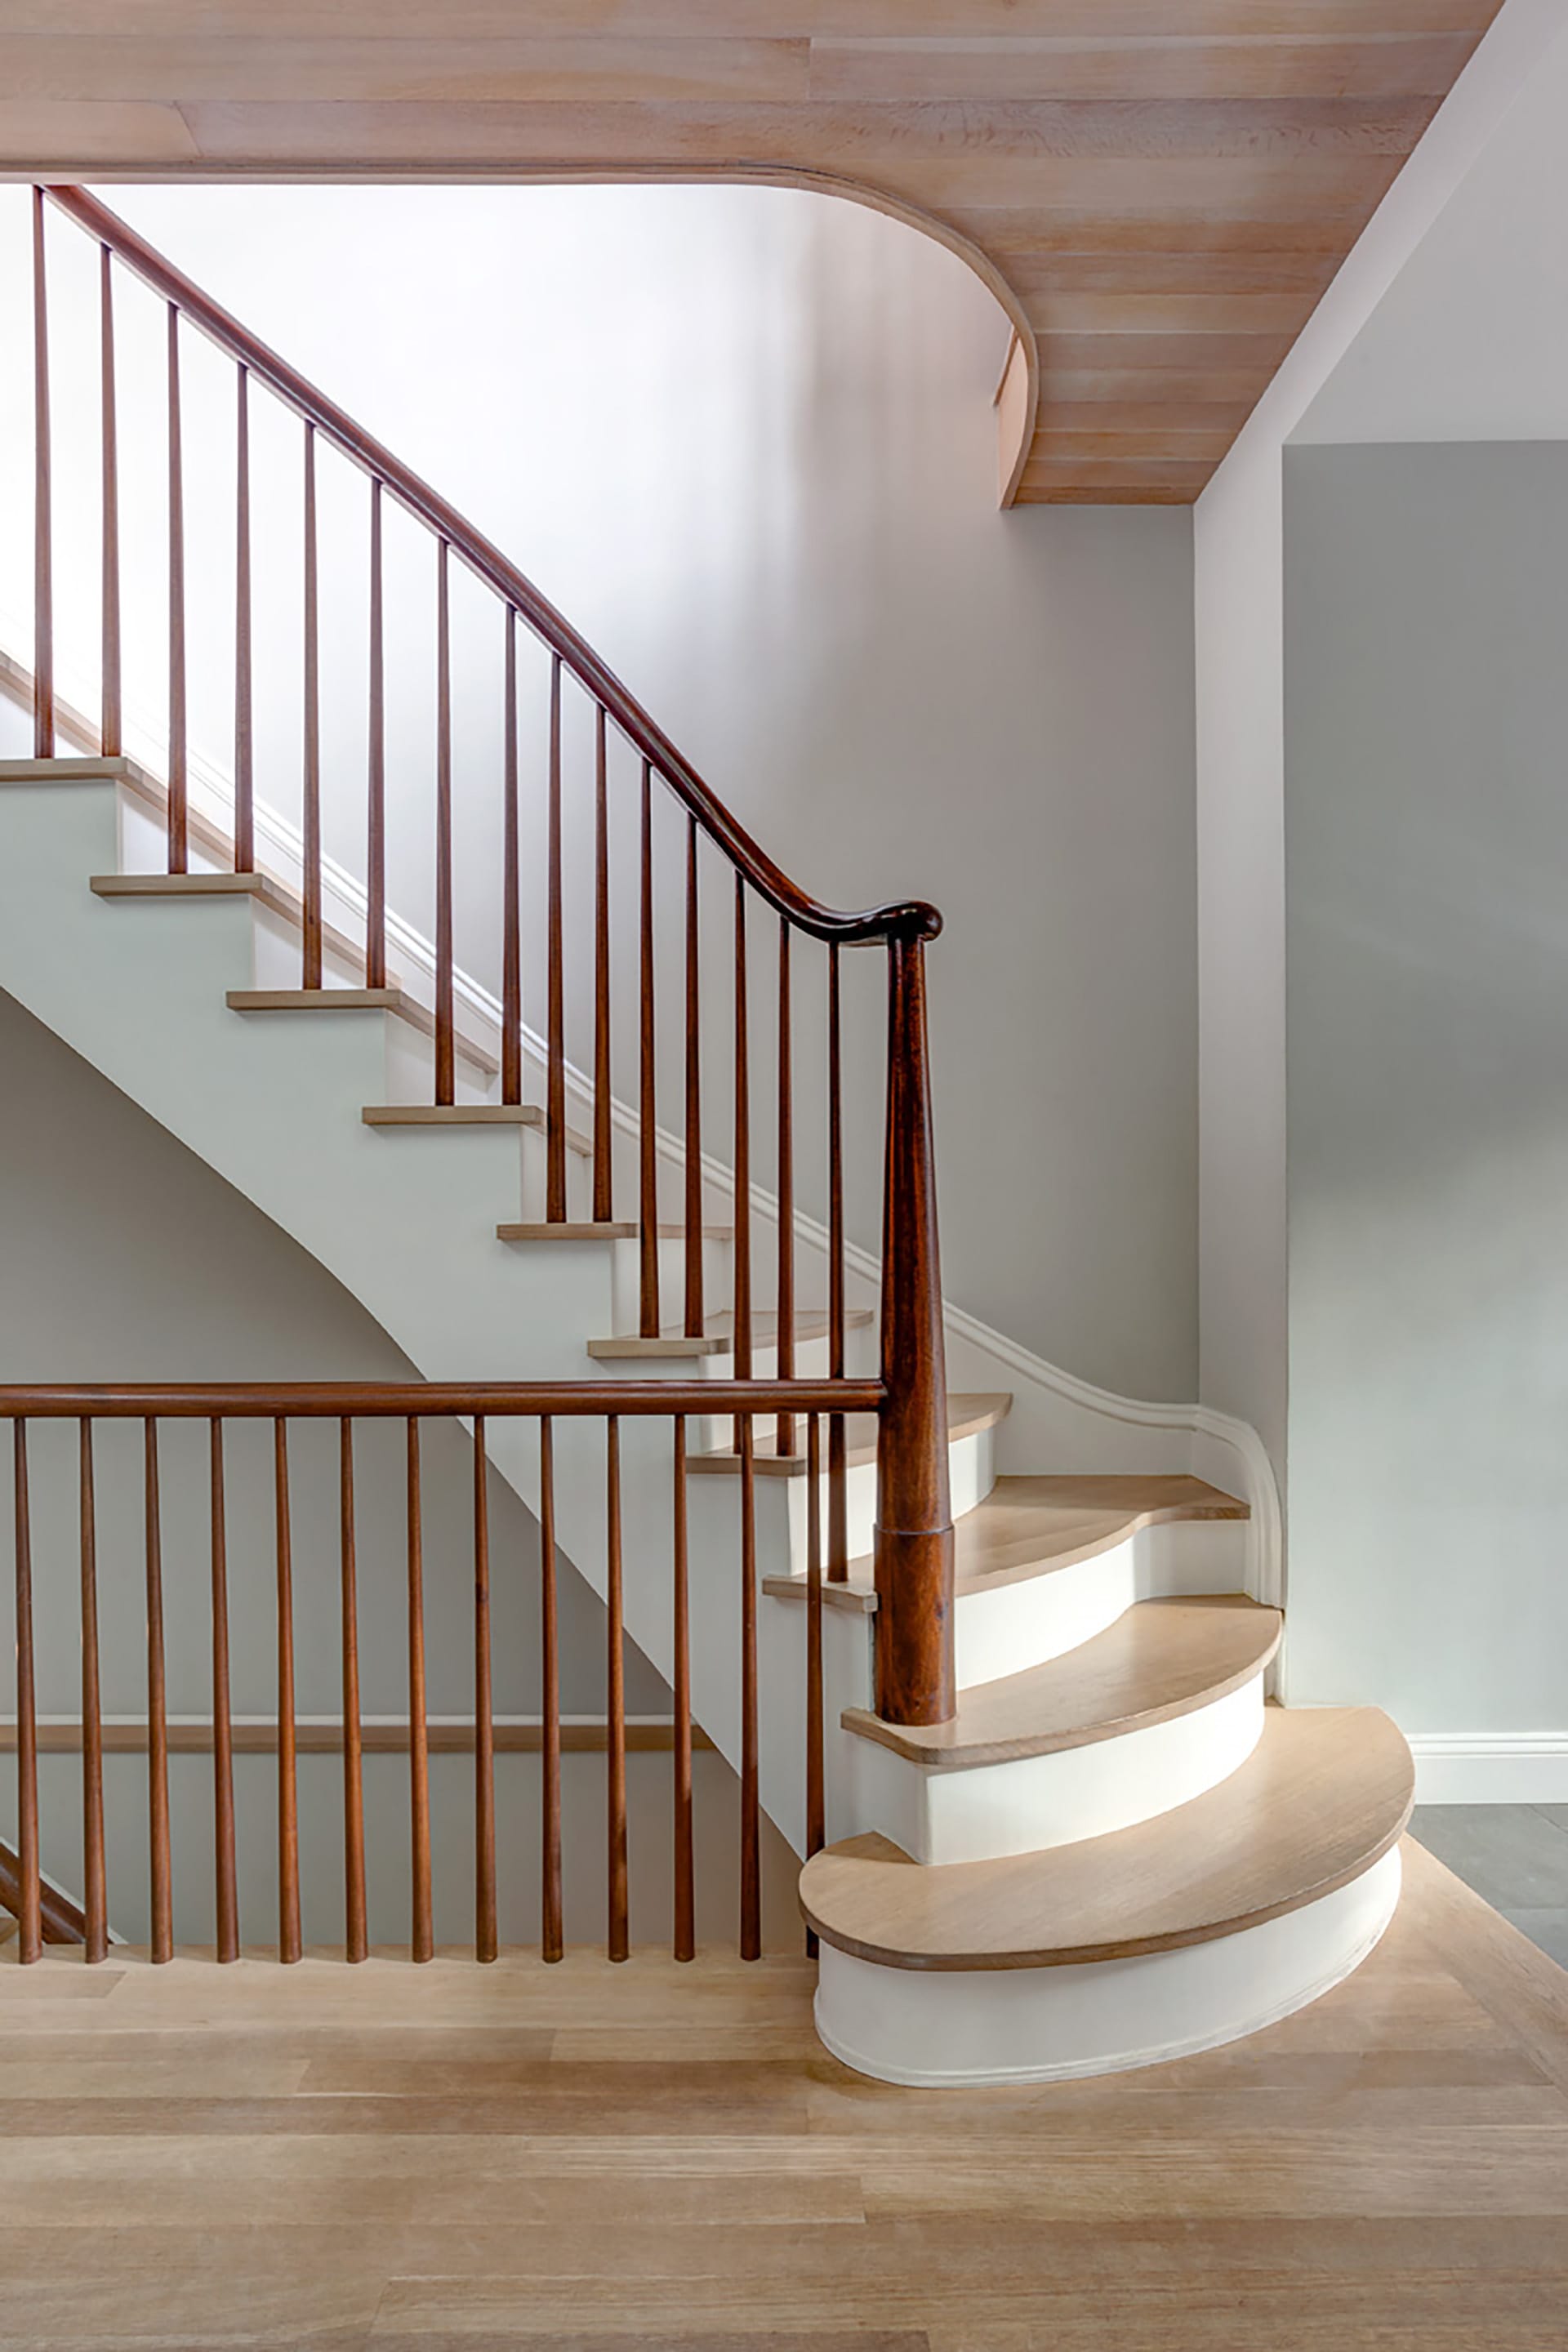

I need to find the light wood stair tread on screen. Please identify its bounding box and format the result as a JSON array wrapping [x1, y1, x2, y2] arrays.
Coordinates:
[[587, 1307, 874, 1360], [497, 1222, 734, 1243], [843, 1596, 1281, 1768], [361, 1103, 592, 1154], [226, 987, 499, 1076], [688, 1392, 1012, 1477], [943, 1472, 1248, 1597], [761, 1575, 878, 1615], [800, 1707, 1414, 1971]]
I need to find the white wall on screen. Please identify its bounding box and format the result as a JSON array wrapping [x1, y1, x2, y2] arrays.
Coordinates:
[[0, 179, 1198, 1404], [1194, 0, 1568, 1479]]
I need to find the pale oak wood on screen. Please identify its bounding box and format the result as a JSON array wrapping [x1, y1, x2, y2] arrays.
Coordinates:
[[843, 1595, 1281, 1768], [688, 1391, 1011, 1477], [801, 1705, 1414, 1970], [587, 1307, 875, 1360], [225, 986, 500, 1077], [497, 1221, 733, 1242], [361, 1102, 593, 1155]]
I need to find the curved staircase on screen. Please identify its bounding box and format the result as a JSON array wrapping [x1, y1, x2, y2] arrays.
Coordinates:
[[0, 185, 1412, 2082]]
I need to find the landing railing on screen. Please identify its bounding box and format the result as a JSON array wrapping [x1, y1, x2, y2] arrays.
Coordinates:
[[19, 186, 954, 1735], [2, 1380, 878, 1964]]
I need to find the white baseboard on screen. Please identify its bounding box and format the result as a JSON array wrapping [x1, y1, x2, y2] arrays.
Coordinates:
[[1407, 1735, 1568, 1805]]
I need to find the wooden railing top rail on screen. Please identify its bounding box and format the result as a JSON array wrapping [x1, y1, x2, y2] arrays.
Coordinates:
[[0, 1379, 884, 1420], [42, 183, 939, 951], [0, 1837, 87, 1946]]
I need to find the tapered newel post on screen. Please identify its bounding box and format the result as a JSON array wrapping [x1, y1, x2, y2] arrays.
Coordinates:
[[873, 920, 955, 1726]]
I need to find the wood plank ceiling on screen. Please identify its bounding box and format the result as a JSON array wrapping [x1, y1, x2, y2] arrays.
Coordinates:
[[0, 3, 1506, 506]]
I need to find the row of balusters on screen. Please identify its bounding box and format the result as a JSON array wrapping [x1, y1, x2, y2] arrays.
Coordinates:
[[5, 1406, 836, 1965]]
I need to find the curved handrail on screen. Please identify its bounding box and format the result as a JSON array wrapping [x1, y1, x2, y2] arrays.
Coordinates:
[[42, 184, 939, 948]]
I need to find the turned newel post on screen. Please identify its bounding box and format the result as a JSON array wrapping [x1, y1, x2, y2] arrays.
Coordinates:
[[873, 917, 955, 1726]]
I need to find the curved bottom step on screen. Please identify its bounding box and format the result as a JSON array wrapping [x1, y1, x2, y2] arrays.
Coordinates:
[[815, 1843, 1402, 2086]]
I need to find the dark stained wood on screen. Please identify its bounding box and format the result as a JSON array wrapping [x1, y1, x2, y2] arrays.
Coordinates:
[[0, 1837, 84, 1947], [593, 705, 613, 1222], [166, 303, 187, 874], [605, 1416, 629, 1964], [501, 604, 521, 1102], [364, 477, 385, 987], [406, 1416, 433, 1964], [78, 1420, 106, 1963], [3, 1379, 880, 1419], [873, 934, 956, 1729], [684, 813, 704, 1339], [732, 877, 751, 1450], [826, 940, 848, 1581], [472, 1414, 497, 1965], [98, 245, 121, 760], [31, 188, 53, 759], [639, 760, 659, 1337], [546, 653, 566, 1220], [208, 1417, 238, 1965], [538, 1415, 563, 1964], [301, 420, 321, 983], [274, 1418, 301, 1966], [738, 1411, 760, 1963], [671, 1414, 694, 1964], [143, 1418, 172, 1964], [434, 537, 454, 1106], [233, 364, 253, 872], [12, 1423, 40, 1964], [775, 917, 795, 1456], [805, 1410, 825, 1871], [338, 1416, 367, 1966]]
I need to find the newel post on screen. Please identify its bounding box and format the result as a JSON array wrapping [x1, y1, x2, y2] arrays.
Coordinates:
[[873, 920, 955, 1726]]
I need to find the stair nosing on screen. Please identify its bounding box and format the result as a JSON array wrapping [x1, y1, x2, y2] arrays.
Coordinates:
[[688, 1392, 1013, 1477]]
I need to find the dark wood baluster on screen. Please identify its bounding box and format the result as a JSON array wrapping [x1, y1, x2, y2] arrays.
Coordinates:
[[546, 654, 567, 1220], [434, 539, 455, 1105], [501, 605, 521, 1102], [606, 1417, 629, 1962], [805, 1411, 825, 1865], [639, 761, 659, 1335], [13, 1424, 39, 1964], [99, 247, 121, 760], [143, 1419, 173, 1962], [78, 1421, 106, 1962], [234, 367, 253, 872], [301, 422, 321, 984], [365, 479, 385, 986], [733, 880, 751, 1449], [474, 1414, 497, 1964], [167, 304, 187, 873], [671, 1415, 694, 1962], [594, 708, 613, 1221], [539, 1416, 563, 1962], [739, 1411, 760, 1961], [340, 1417, 367, 1964], [209, 1419, 238, 1963], [684, 817, 703, 1337], [274, 1419, 301, 1963], [776, 920, 795, 1456], [32, 189, 53, 760], [408, 1417, 433, 1962], [827, 941, 848, 1581]]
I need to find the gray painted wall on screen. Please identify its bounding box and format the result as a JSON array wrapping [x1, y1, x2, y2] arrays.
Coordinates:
[[1284, 440, 1568, 1733]]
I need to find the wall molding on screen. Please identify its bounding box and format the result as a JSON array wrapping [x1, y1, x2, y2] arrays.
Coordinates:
[[1406, 1734, 1568, 1806]]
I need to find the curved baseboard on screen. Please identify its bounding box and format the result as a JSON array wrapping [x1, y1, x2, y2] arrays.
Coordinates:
[[813, 1844, 1401, 2087]]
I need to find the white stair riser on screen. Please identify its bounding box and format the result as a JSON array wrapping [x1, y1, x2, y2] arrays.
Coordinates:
[[704, 1419, 1000, 1582], [955, 1517, 1250, 1690], [813, 1845, 1402, 2087], [843, 1676, 1264, 1864]]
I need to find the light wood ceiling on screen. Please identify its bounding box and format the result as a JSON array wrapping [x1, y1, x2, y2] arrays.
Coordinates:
[[0, 3, 1506, 506]]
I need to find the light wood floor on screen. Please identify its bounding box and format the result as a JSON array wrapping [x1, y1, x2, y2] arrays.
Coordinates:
[[2, 1837, 1566, 2350]]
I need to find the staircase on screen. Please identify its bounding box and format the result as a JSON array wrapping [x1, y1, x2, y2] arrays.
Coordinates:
[[0, 185, 1413, 2082]]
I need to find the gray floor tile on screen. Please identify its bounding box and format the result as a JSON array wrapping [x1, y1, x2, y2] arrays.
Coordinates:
[[1409, 1803, 1568, 1910], [1499, 1909, 1568, 1969]]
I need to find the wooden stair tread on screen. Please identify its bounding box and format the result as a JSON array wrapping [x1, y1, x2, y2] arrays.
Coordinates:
[[226, 987, 498, 1076], [843, 1596, 1281, 1768], [362, 1103, 592, 1154], [800, 1707, 1414, 1971], [497, 1222, 733, 1243], [944, 1472, 1247, 1597], [587, 1307, 874, 1361], [688, 1392, 1012, 1477]]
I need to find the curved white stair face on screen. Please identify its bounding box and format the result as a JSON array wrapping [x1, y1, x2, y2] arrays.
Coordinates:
[[845, 1676, 1267, 1865], [814, 1845, 1403, 2087]]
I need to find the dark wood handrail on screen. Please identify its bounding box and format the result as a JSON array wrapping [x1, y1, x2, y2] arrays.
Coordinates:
[[0, 1837, 87, 1945], [0, 1379, 882, 1420], [42, 184, 938, 950]]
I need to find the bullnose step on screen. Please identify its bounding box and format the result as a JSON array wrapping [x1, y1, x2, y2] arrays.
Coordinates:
[[842, 1595, 1281, 1770], [800, 1707, 1414, 1970]]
